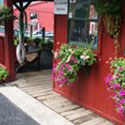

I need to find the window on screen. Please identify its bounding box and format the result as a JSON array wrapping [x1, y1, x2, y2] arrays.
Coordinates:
[[30, 13, 37, 20], [68, 0, 98, 49]]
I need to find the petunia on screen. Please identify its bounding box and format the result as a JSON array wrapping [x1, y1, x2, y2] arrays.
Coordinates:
[[64, 78, 68, 82], [71, 56, 74, 60], [74, 60, 77, 63], [119, 67, 123, 72], [70, 82, 74, 87], [119, 89, 125, 96], [121, 99, 125, 104]]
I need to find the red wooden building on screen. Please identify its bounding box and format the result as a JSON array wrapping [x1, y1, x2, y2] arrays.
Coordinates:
[[14, 1, 54, 32], [0, 0, 124, 124], [53, 0, 125, 124]]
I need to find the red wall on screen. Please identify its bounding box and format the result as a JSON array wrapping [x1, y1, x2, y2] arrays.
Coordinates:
[[14, 1, 54, 32], [53, 1, 125, 124], [0, 36, 5, 64]]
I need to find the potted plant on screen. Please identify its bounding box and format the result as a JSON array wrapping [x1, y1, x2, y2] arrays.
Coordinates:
[[52, 43, 96, 88], [0, 64, 8, 83], [104, 57, 125, 117]]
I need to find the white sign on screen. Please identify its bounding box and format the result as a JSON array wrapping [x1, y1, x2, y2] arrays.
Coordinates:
[[70, 0, 76, 3], [54, 0, 68, 15]]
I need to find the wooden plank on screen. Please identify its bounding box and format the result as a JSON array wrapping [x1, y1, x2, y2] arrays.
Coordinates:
[[55, 104, 80, 113], [98, 120, 115, 125], [60, 107, 86, 116], [66, 110, 92, 121], [79, 117, 105, 125]]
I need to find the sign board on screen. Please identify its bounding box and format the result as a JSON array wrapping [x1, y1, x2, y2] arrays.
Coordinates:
[[54, 0, 68, 15], [70, 0, 76, 3], [0, 0, 4, 6]]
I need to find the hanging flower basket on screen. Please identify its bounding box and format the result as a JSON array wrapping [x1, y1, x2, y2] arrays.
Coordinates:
[[93, 0, 122, 38], [52, 43, 96, 88], [104, 57, 125, 117]]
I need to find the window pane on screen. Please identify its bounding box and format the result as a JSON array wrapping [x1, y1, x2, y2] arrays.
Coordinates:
[[68, 1, 98, 49], [69, 20, 98, 49], [69, 0, 94, 19]]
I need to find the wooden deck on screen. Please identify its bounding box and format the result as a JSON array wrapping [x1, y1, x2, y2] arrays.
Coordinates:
[[10, 70, 115, 125]]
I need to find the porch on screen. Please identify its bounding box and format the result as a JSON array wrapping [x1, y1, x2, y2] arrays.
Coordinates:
[[7, 69, 115, 125]]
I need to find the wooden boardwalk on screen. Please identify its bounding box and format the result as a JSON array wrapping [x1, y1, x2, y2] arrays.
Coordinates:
[[10, 70, 115, 125]]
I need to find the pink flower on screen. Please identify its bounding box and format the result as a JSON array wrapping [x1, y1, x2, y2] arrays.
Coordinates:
[[58, 59, 61, 62], [113, 84, 117, 88], [61, 63, 65, 68], [119, 89, 125, 96], [57, 86, 60, 90], [113, 92, 116, 96], [64, 78, 68, 82], [68, 66, 71, 71], [70, 82, 74, 87], [74, 60, 77, 63], [61, 79, 63, 84], [57, 81, 60, 85], [66, 62, 68, 67], [71, 56, 74, 60], [119, 67, 123, 72], [119, 108, 123, 115], [121, 99, 125, 104]]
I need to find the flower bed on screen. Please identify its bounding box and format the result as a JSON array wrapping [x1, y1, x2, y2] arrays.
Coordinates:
[[53, 44, 96, 88], [105, 57, 125, 117]]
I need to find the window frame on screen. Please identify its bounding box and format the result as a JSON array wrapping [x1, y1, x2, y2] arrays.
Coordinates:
[[67, 0, 102, 54]]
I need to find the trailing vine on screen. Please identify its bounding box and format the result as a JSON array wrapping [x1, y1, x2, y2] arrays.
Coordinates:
[[93, 0, 122, 54]]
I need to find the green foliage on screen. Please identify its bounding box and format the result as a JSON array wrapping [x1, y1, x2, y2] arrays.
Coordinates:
[[93, 0, 121, 15], [0, 5, 12, 21], [0, 67, 8, 81], [105, 57, 125, 116], [93, 0, 122, 39], [53, 44, 96, 87]]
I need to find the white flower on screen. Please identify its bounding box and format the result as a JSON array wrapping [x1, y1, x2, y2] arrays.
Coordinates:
[[54, 51, 58, 59], [69, 49, 72, 52], [84, 55, 90, 60], [66, 56, 71, 62], [80, 55, 85, 59]]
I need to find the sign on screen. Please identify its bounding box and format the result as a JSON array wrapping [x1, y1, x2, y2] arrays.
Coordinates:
[[70, 0, 76, 3], [0, 0, 4, 6], [54, 0, 68, 15]]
